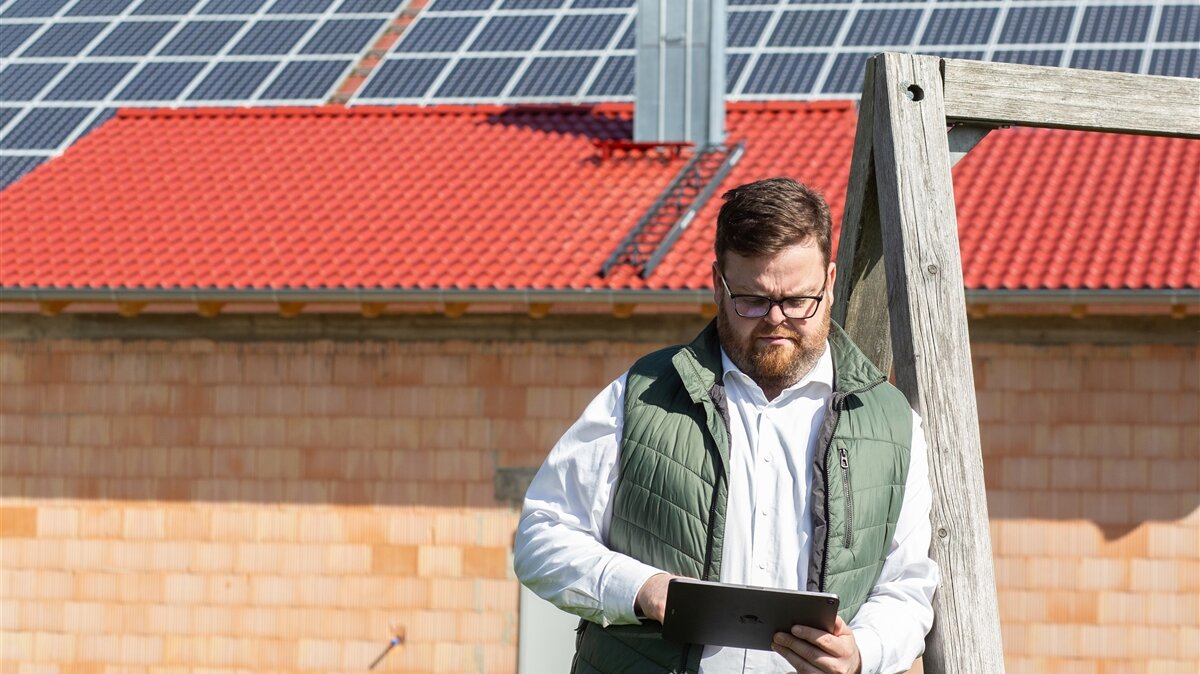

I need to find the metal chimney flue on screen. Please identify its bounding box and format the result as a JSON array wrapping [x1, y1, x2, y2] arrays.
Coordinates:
[[634, 0, 726, 146]]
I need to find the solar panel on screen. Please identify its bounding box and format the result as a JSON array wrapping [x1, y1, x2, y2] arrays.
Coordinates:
[[65, 0, 133, 16], [573, 0, 633, 7], [998, 7, 1075, 44], [269, 0, 335, 13], [187, 61, 279, 99], [822, 52, 872, 94], [469, 14, 552, 52], [768, 10, 846, 47], [1, 107, 91, 150], [358, 57, 448, 98], [337, 0, 404, 11], [300, 18, 384, 54], [921, 8, 997, 45], [512, 55, 595, 96], [116, 61, 206, 100], [0, 23, 39, 56], [132, 0, 200, 16], [992, 49, 1063, 67], [78, 107, 116, 137], [44, 62, 136, 100], [259, 59, 349, 98], [435, 57, 521, 97], [1157, 5, 1199, 43], [0, 63, 65, 101], [199, 0, 268, 14], [20, 22, 107, 57], [616, 19, 634, 49], [500, 0, 563, 9], [1078, 6, 1151, 43], [1070, 49, 1142, 73], [395, 16, 480, 52], [586, 54, 632, 96], [844, 9, 921, 46], [543, 14, 623, 50], [1149, 49, 1199, 78], [744, 52, 826, 94], [0, 156, 46, 190], [728, 10, 771, 48], [727, 53, 750, 93], [1, 0, 70, 18], [159, 20, 245, 55], [0, 107, 22, 132], [89, 21, 176, 56], [230, 20, 315, 55], [426, 0, 492, 11]]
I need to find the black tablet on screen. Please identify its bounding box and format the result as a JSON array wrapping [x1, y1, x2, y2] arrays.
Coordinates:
[[661, 578, 839, 651]]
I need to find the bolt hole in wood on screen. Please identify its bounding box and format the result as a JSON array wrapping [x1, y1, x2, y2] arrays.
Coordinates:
[[906, 84, 925, 102]]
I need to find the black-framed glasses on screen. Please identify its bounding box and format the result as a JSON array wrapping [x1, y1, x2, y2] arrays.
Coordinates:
[[718, 271, 826, 320]]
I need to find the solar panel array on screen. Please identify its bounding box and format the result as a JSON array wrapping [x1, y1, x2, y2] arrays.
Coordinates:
[[352, 0, 1199, 107], [0, 0, 400, 187]]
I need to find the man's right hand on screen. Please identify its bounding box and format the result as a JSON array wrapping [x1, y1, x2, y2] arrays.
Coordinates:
[[635, 573, 676, 623]]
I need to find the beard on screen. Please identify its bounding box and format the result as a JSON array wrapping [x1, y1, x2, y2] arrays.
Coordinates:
[[717, 299, 831, 393]]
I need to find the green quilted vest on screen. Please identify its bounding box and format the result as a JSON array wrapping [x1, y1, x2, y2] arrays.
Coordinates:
[[572, 321, 913, 674]]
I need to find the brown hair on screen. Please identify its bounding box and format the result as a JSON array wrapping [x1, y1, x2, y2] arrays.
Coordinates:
[[714, 177, 832, 268]]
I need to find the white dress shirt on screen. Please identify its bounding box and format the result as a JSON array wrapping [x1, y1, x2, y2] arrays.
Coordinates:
[[514, 342, 938, 674]]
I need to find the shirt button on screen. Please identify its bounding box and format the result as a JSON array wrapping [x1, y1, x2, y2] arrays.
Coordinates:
[[758, 562, 766, 570], [764, 454, 772, 463], [760, 510, 768, 517]]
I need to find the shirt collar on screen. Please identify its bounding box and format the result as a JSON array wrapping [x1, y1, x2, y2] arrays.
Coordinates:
[[720, 340, 834, 403]]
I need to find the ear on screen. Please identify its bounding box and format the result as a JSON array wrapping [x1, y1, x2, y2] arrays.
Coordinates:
[[826, 261, 837, 301]]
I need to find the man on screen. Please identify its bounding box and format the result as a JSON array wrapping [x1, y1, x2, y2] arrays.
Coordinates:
[[514, 177, 937, 673]]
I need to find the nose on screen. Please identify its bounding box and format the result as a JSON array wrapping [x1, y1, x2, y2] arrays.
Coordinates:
[[764, 302, 788, 325]]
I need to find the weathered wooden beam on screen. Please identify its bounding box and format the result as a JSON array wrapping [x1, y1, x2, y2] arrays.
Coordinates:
[[278, 302, 305, 318], [942, 58, 1200, 138], [612, 303, 636, 319], [527, 303, 551, 319], [38, 301, 70, 316], [196, 301, 225, 318], [444, 302, 469, 318], [361, 302, 386, 318], [832, 55, 892, 373], [116, 301, 146, 318], [872, 52, 1004, 674]]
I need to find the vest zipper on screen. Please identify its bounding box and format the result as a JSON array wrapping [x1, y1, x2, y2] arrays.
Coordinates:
[[839, 447, 854, 549]]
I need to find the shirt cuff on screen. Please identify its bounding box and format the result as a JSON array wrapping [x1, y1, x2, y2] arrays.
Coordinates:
[[854, 624, 883, 674], [601, 557, 667, 626]]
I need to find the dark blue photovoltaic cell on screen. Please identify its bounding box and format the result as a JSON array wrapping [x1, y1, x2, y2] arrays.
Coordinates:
[[726, 53, 749, 93], [543, 14, 623, 50], [0, 156, 47, 190], [337, 0, 404, 11], [1, 0, 69, 18], [260, 59, 349, 98], [768, 10, 846, 47], [822, 52, 871, 93], [512, 56, 594, 96], [586, 55, 631, 96], [65, 0, 132, 15], [229, 20, 314, 55], [921, 8, 997, 45], [78, 107, 116, 137], [573, 0, 633, 7], [0, 107, 21, 129], [992, 50, 1062, 67], [844, 9, 920, 46], [435, 57, 521, 97], [160, 21, 244, 56], [300, 18, 383, 54], [1070, 49, 1142, 73], [1149, 49, 1199, 78], [1158, 5, 1200, 43], [116, 61, 206, 99], [921, 49, 984, 60], [732, 0, 776, 5], [359, 58, 448, 97], [1077, 6, 1151, 43], [616, 20, 634, 49], [998, 7, 1074, 44], [20, 22, 106, 57], [729, 11, 771, 48], [188, 61, 278, 99], [45, 62, 135, 100], [396, 16, 480, 52], [0, 63, 65, 101], [501, 0, 561, 8], [268, 0, 333, 12], [89, 21, 175, 56], [0, 107, 90, 149], [743, 52, 825, 94], [133, 0, 199, 15], [0, 24, 39, 56], [469, 14, 552, 51], [199, 0, 267, 14], [426, 0, 491, 10], [788, 0, 851, 4]]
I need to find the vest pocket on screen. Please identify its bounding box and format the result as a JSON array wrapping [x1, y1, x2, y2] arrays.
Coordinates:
[[839, 447, 854, 548]]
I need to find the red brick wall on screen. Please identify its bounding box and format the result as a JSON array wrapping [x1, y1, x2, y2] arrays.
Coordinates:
[[1, 322, 1196, 673]]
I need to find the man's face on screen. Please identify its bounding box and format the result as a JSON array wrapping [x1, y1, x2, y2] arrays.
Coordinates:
[[713, 242, 836, 394]]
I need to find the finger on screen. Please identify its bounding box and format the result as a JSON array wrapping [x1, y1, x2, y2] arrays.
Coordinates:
[[791, 625, 843, 656], [771, 643, 822, 674], [833, 616, 848, 636], [774, 632, 833, 669]]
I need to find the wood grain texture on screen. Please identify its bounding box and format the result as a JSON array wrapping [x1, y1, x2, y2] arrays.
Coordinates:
[[872, 52, 1005, 674], [942, 58, 1200, 138], [832, 56, 893, 374]]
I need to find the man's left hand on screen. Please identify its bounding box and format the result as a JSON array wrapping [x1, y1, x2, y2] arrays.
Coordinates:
[[771, 616, 862, 674]]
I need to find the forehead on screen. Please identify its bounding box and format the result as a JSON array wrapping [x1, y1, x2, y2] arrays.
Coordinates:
[[721, 243, 826, 291]]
